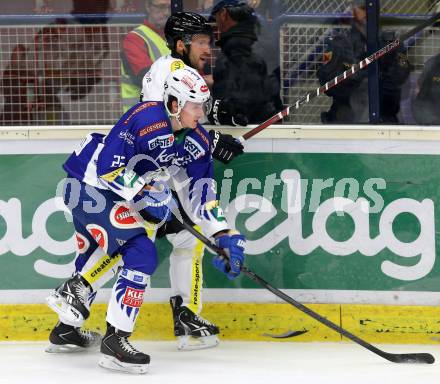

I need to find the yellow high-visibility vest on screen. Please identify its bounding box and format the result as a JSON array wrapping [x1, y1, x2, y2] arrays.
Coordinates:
[[121, 24, 170, 113]]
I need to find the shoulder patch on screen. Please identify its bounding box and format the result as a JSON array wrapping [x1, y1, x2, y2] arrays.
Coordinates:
[[170, 60, 185, 72]]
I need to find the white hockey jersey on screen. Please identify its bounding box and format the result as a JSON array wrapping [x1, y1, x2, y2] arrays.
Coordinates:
[[141, 54, 186, 102]]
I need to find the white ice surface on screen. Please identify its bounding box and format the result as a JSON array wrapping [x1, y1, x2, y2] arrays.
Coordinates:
[[0, 341, 439, 384]]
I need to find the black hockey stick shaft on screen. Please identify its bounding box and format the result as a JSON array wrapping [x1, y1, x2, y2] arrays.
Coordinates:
[[175, 217, 434, 364], [237, 11, 440, 142]]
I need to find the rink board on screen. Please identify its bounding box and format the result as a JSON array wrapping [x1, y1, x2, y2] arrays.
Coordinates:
[[2, 302, 440, 344], [2, 132, 440, 343]]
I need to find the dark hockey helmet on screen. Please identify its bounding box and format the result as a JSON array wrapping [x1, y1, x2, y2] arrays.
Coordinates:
[[164, 12, 213, 50]]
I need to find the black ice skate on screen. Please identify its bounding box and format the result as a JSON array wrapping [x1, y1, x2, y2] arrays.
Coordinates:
[[46, 274, 91, 326], [99, 323, 150, 374], [45, 321, 102, 353], [170, 295, 220, 351]]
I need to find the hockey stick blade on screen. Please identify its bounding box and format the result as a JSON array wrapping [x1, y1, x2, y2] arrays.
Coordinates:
[[237, 11, 440, 143], [241, 267, 435, 365], [263, 329, 309, 339], [380, 352, 434, 364], [172, 216, 435, 364]]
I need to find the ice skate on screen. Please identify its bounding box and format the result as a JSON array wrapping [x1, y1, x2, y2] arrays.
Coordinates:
[[45, 321, 102, 353], [99, 323, 150, 374], [46, 274, 91, 326], [170, 295, 220, 351]]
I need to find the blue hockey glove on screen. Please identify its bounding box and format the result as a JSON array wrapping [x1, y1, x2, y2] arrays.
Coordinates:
[[132, 180, 177, 223], [212, 232, 246, 280]]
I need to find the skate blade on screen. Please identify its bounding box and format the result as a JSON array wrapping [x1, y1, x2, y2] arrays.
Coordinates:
[[46, 292, 84, 326], [45, 343, 91, 354], [98, 354, 148, 374], [177, 335, 220, 351]]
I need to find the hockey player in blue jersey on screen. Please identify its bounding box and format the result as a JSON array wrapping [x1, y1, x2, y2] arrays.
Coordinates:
[[46, 67, 246, 374], [47, 13, 246, 355]]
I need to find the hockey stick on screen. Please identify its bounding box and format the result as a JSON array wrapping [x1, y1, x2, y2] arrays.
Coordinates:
[[171, 213, 434, 364], [236, 11, 440, 143]]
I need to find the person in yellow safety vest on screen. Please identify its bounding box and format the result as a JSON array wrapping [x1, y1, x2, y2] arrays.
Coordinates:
[[120, 0, 171, 112]]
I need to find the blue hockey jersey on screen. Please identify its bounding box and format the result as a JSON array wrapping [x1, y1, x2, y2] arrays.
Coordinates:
[[63, 101, 228, 237]]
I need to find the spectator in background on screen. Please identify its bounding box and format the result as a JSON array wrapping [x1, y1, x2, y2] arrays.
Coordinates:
[[0, 1, 110, 125], [120, 0, 170, 112], [317, 34, 362, 123], [317, 2, 411, 124], [208, 0, 282, 126], [412, 53, 440, 125]]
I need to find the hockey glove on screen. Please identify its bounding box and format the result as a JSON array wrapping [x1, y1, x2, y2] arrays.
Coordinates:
[[208, 99, 248, 127], [209, 130, 244, 164], [212, 232, 246, 280], [132, 180, 177, 223]]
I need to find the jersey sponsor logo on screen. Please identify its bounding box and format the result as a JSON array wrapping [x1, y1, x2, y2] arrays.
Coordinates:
[[139, 121, 168, 137], [200, 85, 208, 93], [184, 136, 206, 159], [75, 232, 89, 253], [118, 130, 135, 146], [181, 75, 196, 90], [170, 59, 184, 72], [155, 149, 192, 167], [116, 238, 126, 246], [155, 149, 176, 164], [122, 287, 144, 307], [90, 255, 113, 278], [193, 259, 200, 306], [110, 203, 143, 229], [133, 274, 144, 283], [148, 134, 175, 150], [123, 102, 158, 124], [86, 224, 108, 253]]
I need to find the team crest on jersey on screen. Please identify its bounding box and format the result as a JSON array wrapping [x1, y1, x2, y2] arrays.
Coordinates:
[[75, 232, 90, 254], [110, 203, 143, 229], [86, 224, 108, 253], [148, 133, 175, 150], [200, 85, 208, 93], [170, 60, 184, 72], [184, 136, 206, 159]]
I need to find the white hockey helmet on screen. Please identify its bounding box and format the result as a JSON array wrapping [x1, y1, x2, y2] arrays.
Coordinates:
[[163, 66, 211, 117]]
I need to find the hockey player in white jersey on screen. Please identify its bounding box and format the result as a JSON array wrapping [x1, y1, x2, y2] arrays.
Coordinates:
[[140, 12, 246, 350], [141, 12, 245, 165]]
